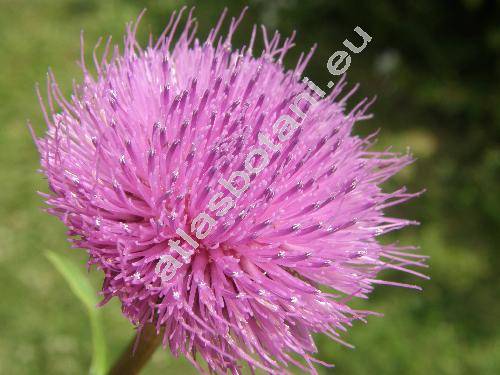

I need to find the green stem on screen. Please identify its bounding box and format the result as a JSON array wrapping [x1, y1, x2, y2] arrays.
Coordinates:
[[108, 324, 161, 375]]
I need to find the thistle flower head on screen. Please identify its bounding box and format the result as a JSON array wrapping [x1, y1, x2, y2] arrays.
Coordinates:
[[36, 8, 425, 374]]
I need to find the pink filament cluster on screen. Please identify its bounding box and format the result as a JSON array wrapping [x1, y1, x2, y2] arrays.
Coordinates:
[[36, 8, 426, 374]]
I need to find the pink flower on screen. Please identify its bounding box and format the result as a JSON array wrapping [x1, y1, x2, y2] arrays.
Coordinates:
[[35, 8, 426, 374]]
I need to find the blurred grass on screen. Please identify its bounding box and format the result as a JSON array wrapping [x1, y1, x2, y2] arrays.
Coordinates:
[[0, 0, 498, 374]]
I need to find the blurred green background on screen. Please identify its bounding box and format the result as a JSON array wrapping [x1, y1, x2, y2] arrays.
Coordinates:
[[0, 0, 498, 374]]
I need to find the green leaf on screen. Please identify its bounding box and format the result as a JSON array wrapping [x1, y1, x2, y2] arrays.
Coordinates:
[[46, 251, 108, 375]]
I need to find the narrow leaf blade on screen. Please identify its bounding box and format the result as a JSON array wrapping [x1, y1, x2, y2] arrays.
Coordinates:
[[46, 251, 108, 375]]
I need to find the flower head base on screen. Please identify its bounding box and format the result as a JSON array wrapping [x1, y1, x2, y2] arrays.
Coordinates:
[[36, 8, 426, 374]]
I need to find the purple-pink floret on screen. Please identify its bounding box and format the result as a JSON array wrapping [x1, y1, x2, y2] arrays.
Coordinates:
[[35, 8, 426, 374]]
